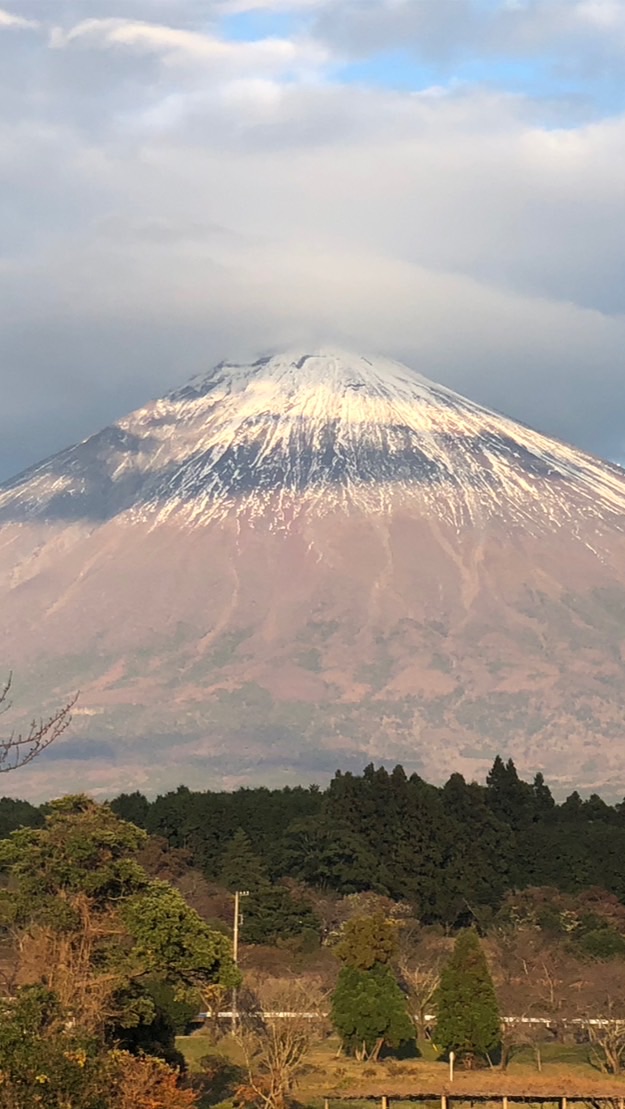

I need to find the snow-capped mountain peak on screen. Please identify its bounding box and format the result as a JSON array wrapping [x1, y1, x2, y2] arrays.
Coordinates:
[[1, 348, 625, 533]]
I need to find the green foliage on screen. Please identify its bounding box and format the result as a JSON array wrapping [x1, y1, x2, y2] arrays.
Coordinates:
[[0, 795, 148, 930], [24, 760, 625, 932], [219, 829, 268, 892], [0, 986, 105, 1108], [109, 790, 150, 828], [335, 912, 398, 970], [497, 887, 625, 960], [578, 927, 625, 959], [0, 796, 236, 1060], [121, 880, 238, 988], [439, 774, 513, 921], [435, 930, 501, 1063], [0, 796, 43, 838], [241, 884, 321, 945], [114, 977, 198, 1067], [330, 964, 414, 1060], [280, 818, 378, 892]]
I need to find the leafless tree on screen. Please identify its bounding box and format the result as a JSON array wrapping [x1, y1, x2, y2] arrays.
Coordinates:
[[0, 673, 77, 772], [489, 927, 586, 1069], [398, 947, 443, 1037], [235, 977, 328, 1109], [588, 1019, 625, 1076], [578, 962, 625, 1075]]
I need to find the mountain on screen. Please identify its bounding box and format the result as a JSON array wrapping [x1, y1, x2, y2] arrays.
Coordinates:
[[2, 348, 625, 799]]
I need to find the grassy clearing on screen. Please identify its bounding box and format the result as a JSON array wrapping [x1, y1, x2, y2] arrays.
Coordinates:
[[178, 1032, 620, 1104]]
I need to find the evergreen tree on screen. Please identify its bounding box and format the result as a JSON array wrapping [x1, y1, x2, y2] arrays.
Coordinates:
[[219, 828, 267, 892], [440, 774, 513, 921], [486, 756, 531, 829], [0, 796, 43, 838], [110, 790, 150, 829], [331, 964, 414, 1061], [531, 773, 555, 820], [335, 912, 398, 970], [279, 818, 379, 892], [560, 790, 584, 821], [435, 930, 500, 1065], [241, 885, 320, 946]]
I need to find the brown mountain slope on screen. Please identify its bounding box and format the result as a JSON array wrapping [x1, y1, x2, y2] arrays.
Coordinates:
[[1, 350, 625, 798]]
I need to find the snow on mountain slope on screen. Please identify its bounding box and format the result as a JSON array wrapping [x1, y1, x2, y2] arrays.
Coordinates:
[[2, 349, 625, 534], [3, 348, 625, 799]]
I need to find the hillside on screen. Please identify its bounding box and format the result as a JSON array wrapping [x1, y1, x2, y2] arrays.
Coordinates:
[[1, 350, 625, 796]]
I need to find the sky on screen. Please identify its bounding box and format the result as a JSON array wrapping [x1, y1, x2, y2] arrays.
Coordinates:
[[1, 0, 625, 477]]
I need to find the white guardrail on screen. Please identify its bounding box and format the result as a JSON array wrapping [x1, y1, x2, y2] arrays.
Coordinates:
[[197, 1012, 620, 1028]]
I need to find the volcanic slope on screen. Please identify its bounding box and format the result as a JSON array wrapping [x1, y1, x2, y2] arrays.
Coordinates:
[[2, 349, 625, 797]]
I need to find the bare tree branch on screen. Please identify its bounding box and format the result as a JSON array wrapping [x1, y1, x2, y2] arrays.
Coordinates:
[[235, 977, 328, 1109], [0, 674, 78, 772]]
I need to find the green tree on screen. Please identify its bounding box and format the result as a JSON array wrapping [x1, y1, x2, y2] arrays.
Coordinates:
[[331, 964, 414, 1061], [486, 756, 531, 830], [0, 796, 43, 838], [279, 818, 379, 893], [435, 930, 500, 1065], [241, 885, 320, 946], [0, 986, 106, 1108], [110, 790, 150, 829], [117, 977, 199, 1068], [0, 796, 237, 1048], [440, 774, 513, 922], [219, 828, 268, 892], [335, 912, 398, 970]]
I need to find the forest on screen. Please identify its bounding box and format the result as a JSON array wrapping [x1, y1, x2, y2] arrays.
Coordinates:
[[2, 760, 625, 1104], [3, 757, 625, 935]]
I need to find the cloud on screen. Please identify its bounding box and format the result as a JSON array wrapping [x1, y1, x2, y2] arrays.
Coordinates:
[[0, 7, 38, 28], [576, 0, 625, 31], [217, 0, 325, 10], [51, 16, 328, 74], [309, 0, 625, 68], [0, 0, 624, 480]]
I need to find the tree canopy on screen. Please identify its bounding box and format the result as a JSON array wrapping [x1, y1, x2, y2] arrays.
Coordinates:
[[331, 964, 414, 1061], [0, 796, 237, 1043], [3, 757, 625, 935], [435, 930, 501, 1064]]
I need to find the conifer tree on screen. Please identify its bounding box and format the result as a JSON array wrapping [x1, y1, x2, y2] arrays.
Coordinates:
[[331, 964, 414, 1061], [435, 930, 500, 1065], [334, 912, 397, 970], [331, 913, 412, 1060], [219, 828, 267, 892]]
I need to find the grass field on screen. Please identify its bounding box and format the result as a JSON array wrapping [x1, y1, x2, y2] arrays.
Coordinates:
[[177, 1032, 625, 1106]]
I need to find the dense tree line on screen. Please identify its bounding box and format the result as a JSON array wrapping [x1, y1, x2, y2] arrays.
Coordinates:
[[114, 758, 625, 926], [4, 757, 625, 929]]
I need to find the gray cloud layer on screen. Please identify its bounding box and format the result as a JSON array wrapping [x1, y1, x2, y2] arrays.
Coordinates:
[[0, 0, 624, 478]]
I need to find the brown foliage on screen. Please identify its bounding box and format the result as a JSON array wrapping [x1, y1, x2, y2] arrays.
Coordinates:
[[108, 1051, 200, 1109], [15, 894, 130, 1036]]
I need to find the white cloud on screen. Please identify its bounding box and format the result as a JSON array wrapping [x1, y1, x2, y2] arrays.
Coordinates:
[[308, 0, 625, 62], [51, 16, 329, 75], [0, 7, 38, 28], [0, 0, 624, 478], [576, 0, 625, 30], [217, 0, 325, 10]]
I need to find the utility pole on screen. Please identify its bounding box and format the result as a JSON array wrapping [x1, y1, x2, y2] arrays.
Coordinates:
[[231, 889, 249, 1033]]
